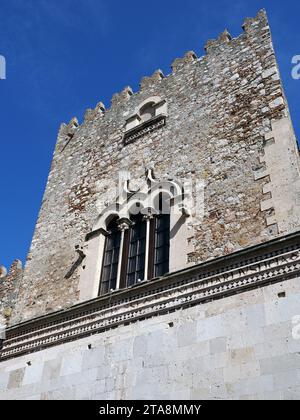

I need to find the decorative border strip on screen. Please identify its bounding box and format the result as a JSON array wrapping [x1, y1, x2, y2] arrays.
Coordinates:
[[1, 232, 300, 361], [7, 240, 300, 340], [123, 115, 166, 145]]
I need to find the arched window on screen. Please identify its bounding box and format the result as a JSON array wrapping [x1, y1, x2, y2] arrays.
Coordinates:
[[99, 200, 171, 295], [79, 171, 190, 303], [140, 102, 156, 122], [93, 172, 187, 296], [99, 218, 121, 295], [124, 98, 167, 145]]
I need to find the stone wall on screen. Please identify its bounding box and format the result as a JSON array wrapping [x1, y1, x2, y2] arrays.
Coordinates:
[[11, 9, 300, 324], [1, 276, 300, 400], [0, 261, 23, 328]]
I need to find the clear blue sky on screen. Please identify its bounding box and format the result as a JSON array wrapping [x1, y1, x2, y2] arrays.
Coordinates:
[[0, 0, 299, 269]]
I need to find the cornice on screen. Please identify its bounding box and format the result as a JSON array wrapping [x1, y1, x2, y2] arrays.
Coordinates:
[[123, 114, 166, 145]]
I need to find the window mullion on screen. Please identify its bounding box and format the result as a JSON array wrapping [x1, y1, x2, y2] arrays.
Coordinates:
[[115, 229, 125, 290], [116, 219, 131, 291], [143, 215, 153, 281], [148, 217, 156, 280], [119, 229, 130, 290]]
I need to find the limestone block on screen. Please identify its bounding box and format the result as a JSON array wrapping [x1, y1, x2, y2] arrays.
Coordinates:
[[0, 371, 9, 392], [260, 353, 300, 375], [209, 337, 227, 354], [133, 335, 147, 358], [177, 322, 197, 347], [82, 346, 105, 370], [23, 362, 44, 386], [245, 304, 266, 329], [42, 358, 62, 382], [273, 370, 300, 391], [7, 368, 25, 389], [197, 315, 224, 341]]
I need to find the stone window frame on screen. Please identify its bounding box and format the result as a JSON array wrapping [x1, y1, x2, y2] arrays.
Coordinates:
[[99, 194, 172, 294], [78, 171, 191, 303], [124, 97, 167, 145]]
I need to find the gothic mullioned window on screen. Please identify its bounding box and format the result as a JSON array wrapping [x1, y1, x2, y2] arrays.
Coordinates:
[[153, 214, 170, 278], [99, 196, 171, 296], [79, 169, 190, 303]]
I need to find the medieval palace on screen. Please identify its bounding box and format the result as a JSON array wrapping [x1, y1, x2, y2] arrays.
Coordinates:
[[0, 10, 300, 400]]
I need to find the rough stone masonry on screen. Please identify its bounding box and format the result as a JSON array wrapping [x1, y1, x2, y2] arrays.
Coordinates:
[[0, 262, 23, 328], [0, 9, 300, 401]]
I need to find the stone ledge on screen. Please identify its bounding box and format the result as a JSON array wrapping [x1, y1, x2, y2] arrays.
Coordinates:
[[1, 231, 300, 362], [123, 114, 166, 146]]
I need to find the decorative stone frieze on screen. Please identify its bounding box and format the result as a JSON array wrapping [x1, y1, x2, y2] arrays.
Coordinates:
[[123, 114, 166, 145], [1, 231, 300, 362]]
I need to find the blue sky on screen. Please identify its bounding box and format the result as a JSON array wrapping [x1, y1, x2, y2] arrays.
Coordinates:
[[0, 0, 299, 269]]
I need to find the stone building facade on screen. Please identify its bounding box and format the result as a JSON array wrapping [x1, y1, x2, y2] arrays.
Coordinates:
[[0, 261, 23, 328], [0, 10, 300, 400]]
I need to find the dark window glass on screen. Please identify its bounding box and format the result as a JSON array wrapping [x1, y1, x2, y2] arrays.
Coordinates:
[[100, 219, 121, 295], [154, 214, 170, 278], [126, 214, 146, 287]]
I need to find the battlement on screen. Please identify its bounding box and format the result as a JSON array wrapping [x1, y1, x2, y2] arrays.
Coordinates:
[[57, 9, 269, 135]]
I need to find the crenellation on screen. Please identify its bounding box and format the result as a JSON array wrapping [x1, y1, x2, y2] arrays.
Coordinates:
[[140, 69, 165, 91], [56, 117, 79, 153], [205, 30, 232, 53], [171, 51, 198, 73], [111, 86, 133, 108], [242, 9, 268, 33], [76, 11, 276, 129], [84, 102, 106, 124], [83, 108, 94, 123], [95, 101, 106, 114]]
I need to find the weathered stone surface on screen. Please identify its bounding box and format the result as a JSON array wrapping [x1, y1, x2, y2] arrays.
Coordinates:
[[0, 261, 23, 327], [7, 9, 299, 325]]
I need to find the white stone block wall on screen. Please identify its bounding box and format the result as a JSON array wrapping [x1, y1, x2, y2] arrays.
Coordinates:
[[1, 277, 300, 400]]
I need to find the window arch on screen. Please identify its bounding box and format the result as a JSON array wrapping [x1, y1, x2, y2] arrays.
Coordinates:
[[98, 193, 171, 295], [124, 97, 167, 137]]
